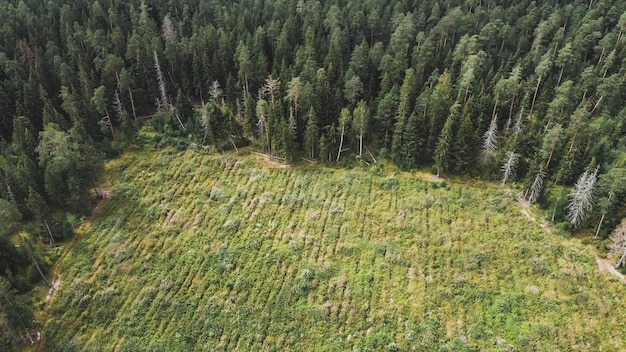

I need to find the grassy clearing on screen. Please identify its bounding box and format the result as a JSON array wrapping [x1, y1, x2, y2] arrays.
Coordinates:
[[42, 147, 626, 351]]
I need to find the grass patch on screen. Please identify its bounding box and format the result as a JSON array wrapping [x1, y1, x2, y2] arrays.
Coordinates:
[[42, 147, 626, 351]]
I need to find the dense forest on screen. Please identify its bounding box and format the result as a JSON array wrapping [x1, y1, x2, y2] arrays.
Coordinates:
[[1, 0, 626, 348]]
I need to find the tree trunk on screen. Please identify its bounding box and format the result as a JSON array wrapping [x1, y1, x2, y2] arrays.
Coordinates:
[[128, 88, 137, 121], [530, 75, 542, 115], [590, 96, 603, 114], [174, 112, 186, 130], [595, 213, 606, 239], [508, 89, 517, 123], [557, 67, 564, 86], [551, 196, 559, 222], [359, 134, 363, 158], [617, 248, 626, 268], [491, 94, 499, 122], [597, 46, 606, 66], [336, 124, 345, 162], [44, 220, 55, 245], [105, 108, 116, 141], [22, 240, 50, 287], [228, 137, 239, 154], [545, 147, 554, 169], [365, 145, 377, 164], [595, 193, 612, 239], [294, 100, 299, 124]]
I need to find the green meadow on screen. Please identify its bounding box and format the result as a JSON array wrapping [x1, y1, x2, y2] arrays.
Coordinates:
[[43, 147, 626, 351]]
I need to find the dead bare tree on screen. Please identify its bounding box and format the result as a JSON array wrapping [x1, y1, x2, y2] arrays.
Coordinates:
[[479, 114, 498, 167], [501, 151, 519, 185], [567, 166, 599, 229], [526, 166, 546, 203], [608, 218, 626, 268], [153, 51, 172, 113]]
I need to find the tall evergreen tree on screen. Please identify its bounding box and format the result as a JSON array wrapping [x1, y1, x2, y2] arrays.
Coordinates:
[[304, 107, 319, 160], [433, 103, 460, 176]]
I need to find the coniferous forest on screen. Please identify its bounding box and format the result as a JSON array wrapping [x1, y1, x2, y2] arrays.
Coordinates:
[[1, 0, 626, 349]]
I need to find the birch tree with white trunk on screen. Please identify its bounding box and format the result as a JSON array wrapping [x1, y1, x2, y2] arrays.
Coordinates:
[[336, 108, 351, 161]]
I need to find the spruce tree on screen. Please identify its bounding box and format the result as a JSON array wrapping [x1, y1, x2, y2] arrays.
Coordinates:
[[304, 107, 319, 160], [433, 103, 459, 176]]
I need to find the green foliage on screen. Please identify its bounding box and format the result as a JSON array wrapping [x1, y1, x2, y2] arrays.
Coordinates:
[[0, 0, 625, 234], [44, 148, 626, 351], [304, 107, 319, 159], [0, 277, 35, 349], [2, 0, 626, 347], [36, 123, 102, 212]]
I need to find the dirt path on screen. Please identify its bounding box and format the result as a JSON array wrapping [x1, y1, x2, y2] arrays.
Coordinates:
[[399, 170, 445, 183], [518, 197, 551, 233], [251, 151, 291, 168], [518, 197, 625, 283], [44, 188, 111, 306], [35, 189, 111, 351]]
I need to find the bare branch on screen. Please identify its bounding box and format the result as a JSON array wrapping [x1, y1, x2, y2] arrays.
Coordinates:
[[608, 218, 626, 267], [479, 114, 498, 167], [526, 166, 546, 203], [209, 80, 223, 104], [567, 166, 599, 228], [500, 151, 519, 185], [154, 51, 172, 113]]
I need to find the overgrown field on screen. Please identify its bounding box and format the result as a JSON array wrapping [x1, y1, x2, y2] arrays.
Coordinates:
[[43, 147, 626, 351]]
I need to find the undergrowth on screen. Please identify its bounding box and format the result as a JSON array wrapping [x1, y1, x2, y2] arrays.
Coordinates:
[[42, 147, 626, 351]]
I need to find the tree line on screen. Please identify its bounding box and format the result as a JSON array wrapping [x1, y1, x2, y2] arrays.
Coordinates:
[[1, 0, 626, 347]]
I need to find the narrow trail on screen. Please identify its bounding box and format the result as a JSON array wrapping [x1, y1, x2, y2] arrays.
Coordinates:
[[518, 196, 551, 234], [34, 188, 111, 351], [250, 152, 291, 168], [44, 188, 111, 305], [518, 196, 625, 283]]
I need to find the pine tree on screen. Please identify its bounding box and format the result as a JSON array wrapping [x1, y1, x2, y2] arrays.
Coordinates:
[[400, 110, 428, 168], [433, 103, 460, 176], [541, 123, 563, 169], [392, 69, 417, 153], [286, 77, 302, 124], [174, 89, 193, 129], [452, 103, 475, 173], [281, 120, 296, 163], [304, 107, 319, 160], [375, 86, 400, 148], [256, 99, 270, 155]]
